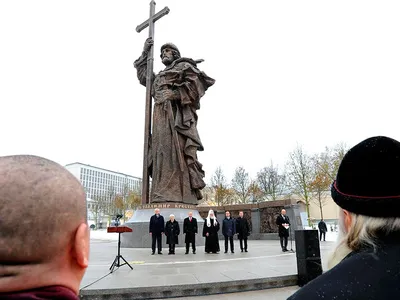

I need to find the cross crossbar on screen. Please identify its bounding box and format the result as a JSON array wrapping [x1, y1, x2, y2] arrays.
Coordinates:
[[136, 6, 170, 33]]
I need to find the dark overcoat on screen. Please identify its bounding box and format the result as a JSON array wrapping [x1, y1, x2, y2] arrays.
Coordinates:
[[165, 220, 180, 245], [222, 217, 236, 237], [288, 236, 400, 299], [149, 214, 165, 234], [236, 217, 250, 239], [276, 214, 290, 237], [318, 221, 328, 233], [183, 217, 198, 243]]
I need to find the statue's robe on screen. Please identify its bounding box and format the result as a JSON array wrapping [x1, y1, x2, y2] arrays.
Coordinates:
[[134, 52, 215, 204]]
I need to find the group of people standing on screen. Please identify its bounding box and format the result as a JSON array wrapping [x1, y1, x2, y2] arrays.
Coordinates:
[[149, 209, 251, 255], [203, 210, 251, 254], [149, 209, 198, 255]]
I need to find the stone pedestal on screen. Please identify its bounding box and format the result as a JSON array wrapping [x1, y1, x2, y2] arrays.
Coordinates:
[[121, 204, 204, 248]]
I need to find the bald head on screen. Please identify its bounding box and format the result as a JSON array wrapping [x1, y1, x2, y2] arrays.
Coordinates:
[[0, 155, 88, 293]]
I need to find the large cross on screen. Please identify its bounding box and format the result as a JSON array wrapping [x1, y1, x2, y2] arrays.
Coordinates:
[[136, 1, 170, 204]]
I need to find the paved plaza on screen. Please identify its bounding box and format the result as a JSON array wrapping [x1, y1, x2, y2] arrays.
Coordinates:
[[161, 286, 300, 300], [80, 233, 336, 299]]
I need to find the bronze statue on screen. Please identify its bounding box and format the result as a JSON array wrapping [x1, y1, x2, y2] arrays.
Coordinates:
[[134, 38, 215, 204]]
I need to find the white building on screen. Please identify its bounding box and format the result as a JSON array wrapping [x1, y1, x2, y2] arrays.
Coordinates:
[[65, 162, 142, 199], [65, 162, 142, 228]]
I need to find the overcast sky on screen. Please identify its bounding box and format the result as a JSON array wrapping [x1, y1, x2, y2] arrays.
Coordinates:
[[1, 0, 399, 182]]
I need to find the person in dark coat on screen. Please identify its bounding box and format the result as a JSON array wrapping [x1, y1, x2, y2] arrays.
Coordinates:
[[288, 136, 400, 300], [318, 219, 328, 241], [276, 209, 290, 252], [149, 208, 165, 255], [203, 209, 220, 253], [165, 214, 180, 255], [236, 211, 250, 252], [222, 211, 236, 253], [183, 211, 198, 254]]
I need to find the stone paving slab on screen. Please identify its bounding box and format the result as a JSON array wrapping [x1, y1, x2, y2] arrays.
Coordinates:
[[80, 239, 334, 299], [163, 286, 300, 300]]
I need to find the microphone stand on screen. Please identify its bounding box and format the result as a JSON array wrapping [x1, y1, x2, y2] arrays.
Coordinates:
[[288, 224, 295, 253], [109, 217, 133, 273]]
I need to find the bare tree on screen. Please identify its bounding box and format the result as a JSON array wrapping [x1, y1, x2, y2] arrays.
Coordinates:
[[231, 166, 251, 204], [257, 161, 286, 201], [315, 143, 348, 181], [90, 192, 108, 230], [114, 183, 135, 222], [310, 154, 331, 219], [248, 180, 264, 203], [128, 188, 141, 209], [332, 142, 347, 178], [211, 166, 227, 187], [286, 145, 313, 224], [106, 184, 117, 223], [210, 166, 231, 206]]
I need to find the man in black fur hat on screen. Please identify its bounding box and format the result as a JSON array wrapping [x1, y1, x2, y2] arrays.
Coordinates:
[[288, 136, 400, 299]]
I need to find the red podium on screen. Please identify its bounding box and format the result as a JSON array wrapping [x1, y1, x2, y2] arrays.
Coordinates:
[[107, 226, 133, 273]]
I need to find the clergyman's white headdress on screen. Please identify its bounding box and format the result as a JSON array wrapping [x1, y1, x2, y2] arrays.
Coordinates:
[[206, 209, 217, 227]]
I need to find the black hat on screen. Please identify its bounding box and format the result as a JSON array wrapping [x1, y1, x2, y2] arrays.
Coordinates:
[[331, 136, 400, 218]]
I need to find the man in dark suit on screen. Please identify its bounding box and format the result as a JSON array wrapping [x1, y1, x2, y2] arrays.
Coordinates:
[[276, 209, 290, 252], [183, 211, 198, 254], [318, 219, 328, 241], [149, 208, 165, 255], [236, 211, 250, 252], [222, 211, 236, 253]]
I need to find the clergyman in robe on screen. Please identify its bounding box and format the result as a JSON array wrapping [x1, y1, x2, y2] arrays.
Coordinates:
[[203, 209, 220, 253]]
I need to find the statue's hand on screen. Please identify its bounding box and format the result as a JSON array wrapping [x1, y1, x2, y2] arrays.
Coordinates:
[[143, 37, 154, 52], [163, 89, 179, 101]]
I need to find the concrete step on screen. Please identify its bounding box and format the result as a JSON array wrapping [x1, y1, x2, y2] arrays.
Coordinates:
[[80, 275, 297, 299]]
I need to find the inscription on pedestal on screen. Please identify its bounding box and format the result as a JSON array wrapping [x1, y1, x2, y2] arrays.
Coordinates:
[[137, 203, 197, 210]]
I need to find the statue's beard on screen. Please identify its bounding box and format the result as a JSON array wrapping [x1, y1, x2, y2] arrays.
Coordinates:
[[162, 56, 174, 66], [327, 209, 352, 270]]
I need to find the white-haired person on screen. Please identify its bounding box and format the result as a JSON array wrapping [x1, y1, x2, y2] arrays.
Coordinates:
[[165, 214, 180, 255], [203, 209, 220, 253], [288, 136, 400, 299]]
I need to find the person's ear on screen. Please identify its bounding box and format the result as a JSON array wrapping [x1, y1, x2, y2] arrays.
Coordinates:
[[73, 223, 89, 268], [343, 210, 352, 232]]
